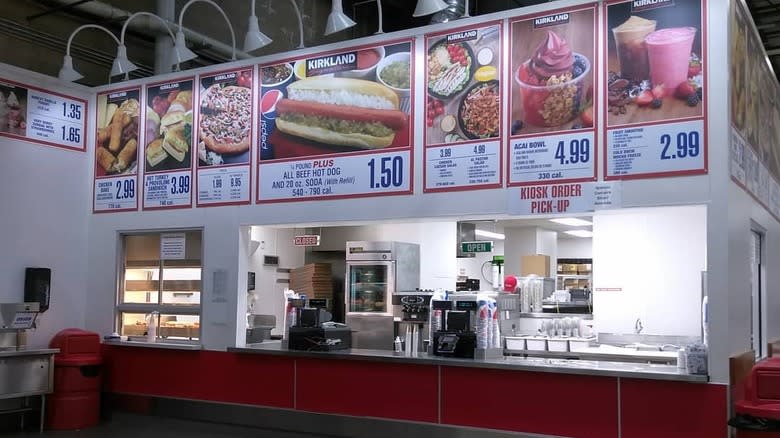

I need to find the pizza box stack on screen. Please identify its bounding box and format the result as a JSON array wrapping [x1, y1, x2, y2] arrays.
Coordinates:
[[290, 263, 333, 302]]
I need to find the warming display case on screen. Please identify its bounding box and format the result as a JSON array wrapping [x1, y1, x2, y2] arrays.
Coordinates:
[[345, 241, 420, 349]]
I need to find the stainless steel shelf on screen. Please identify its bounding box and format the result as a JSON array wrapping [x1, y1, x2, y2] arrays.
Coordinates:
[[515, 312, 593, 319]]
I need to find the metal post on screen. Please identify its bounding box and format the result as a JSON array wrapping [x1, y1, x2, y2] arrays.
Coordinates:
[[156, 0, 175, 74]]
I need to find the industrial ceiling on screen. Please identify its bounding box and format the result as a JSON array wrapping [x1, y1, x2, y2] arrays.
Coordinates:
[[2, 0, 777, 86]]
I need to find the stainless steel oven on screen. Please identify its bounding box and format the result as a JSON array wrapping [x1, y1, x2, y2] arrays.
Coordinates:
[[345, 241, 419, 349]]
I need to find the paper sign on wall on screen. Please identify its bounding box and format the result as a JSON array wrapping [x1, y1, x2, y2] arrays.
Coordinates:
[[160, 233, 186, 260]]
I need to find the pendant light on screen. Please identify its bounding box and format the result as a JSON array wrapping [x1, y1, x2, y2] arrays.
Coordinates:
[[59, 24, 121, 82], [244, 0, 273, 52], [324, 0, 357, 36], [289, 0, 305, 49], [111, 12, 176, 77], [173, 0, 236, 67], [413, 0, 449, 17]]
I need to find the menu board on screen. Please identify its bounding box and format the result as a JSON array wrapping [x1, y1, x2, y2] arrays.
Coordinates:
[[0, 78, 86, 151], [604, 0, 707, 179], [507, 5, 598, 186], [93, 87, 141, 212], [729, 0, 748, 183], [728, 0, 780, 219], [423, 22, 503, 192], [256, 39, 414, 202], [142, 77, 195, 210], [195, 68, 253, 206]]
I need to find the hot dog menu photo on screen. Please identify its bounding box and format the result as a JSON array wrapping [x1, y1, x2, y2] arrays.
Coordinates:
[[424, 22, 503, 192], [604, 0, 706, 179], [93, 88, 140, 212], [257, 39, 414, 202], [142, 78, 194, 210], [196, 68, 253, 206], [508, 5, 598, 186]]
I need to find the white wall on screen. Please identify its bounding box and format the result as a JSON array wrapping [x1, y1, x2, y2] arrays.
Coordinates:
[[0, 65, 92, 348], [247, 226, 305, 335], [376, 221, 457, 290], [456, 239, 505, 290], [505, 227, 557, 278], [557, 238, 593, 259], [592, 206, 707, 338]]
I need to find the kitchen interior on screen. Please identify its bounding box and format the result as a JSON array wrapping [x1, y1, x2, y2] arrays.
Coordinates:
[[240, 204, 708, 369]]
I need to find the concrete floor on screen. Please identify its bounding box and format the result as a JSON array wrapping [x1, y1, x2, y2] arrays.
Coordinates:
[[6, 412, 331, 438]]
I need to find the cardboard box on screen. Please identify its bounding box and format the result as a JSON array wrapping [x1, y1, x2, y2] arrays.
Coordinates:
[[577, 263, 592, 274], [521, 254, 551, 277]]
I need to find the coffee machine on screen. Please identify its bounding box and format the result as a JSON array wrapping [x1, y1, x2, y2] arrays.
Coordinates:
[[288, 298, 352, 351], [432, 300, 478, 358]]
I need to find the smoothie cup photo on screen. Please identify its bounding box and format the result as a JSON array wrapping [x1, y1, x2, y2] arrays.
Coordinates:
[[645, 27, 697, 96], [612, 16, 656, 82]]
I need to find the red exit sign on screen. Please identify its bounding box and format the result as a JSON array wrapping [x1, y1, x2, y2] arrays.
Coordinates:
[[293, 235, 321, 246]]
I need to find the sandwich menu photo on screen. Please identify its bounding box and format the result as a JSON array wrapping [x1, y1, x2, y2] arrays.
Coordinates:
[[257, 39, 414, 202], [142, 78, 194, 210]]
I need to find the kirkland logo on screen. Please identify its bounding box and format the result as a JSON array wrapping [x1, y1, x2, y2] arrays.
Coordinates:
[[533, 13, 570, 28], [631, 0, 675, 12], [447, 30, 478, 43], [306, 52, 357, 76]]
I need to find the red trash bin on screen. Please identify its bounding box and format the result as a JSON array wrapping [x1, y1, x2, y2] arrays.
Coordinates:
[[46, 329, 102, 430], [732, 358, 780, 437]]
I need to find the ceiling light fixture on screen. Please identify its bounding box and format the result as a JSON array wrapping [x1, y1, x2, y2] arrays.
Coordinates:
[[289, 0, 305, 49], [564, 230, 593, 238], [244, 0, 273, 52], [475, 229, 505, 240], [324, 0, 357, 35], [413, 0, 449, 17], [113, 12, 176, 78], [550, 218, 593, 227], [174, 0, 236, 67], [59, 24, 121, 82]]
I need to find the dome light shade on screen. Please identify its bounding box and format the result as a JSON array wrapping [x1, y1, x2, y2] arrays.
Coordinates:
[[58, 55, 83, 82], [413, 0, 449, 17], [109, 45, 139, 77], [172, 30, 198, 64], [325, 0, 357, 35], [244, 15, 272, 51]]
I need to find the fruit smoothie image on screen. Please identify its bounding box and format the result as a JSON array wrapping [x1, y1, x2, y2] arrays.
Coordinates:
[[645, 27, 697, 96], [612, 15, 656, 82], [515, 31, 590, 127]]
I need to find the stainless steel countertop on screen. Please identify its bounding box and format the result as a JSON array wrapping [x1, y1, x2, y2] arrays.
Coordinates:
[[103, 340, 202, 351], [0, 348, 59, 358], [228, 343, 708, 383]]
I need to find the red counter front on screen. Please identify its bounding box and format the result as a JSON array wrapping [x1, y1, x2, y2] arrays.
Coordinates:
[[101, 345, 728, 438]]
